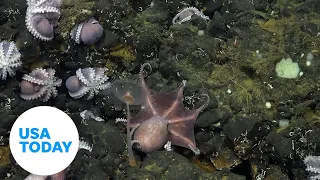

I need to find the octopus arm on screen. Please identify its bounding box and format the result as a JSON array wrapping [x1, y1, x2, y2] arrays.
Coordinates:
[[168, 124, 199, 154], [68, 86, 90, 99], [148, 88, 184, 116], [167, 109, 200, 154]]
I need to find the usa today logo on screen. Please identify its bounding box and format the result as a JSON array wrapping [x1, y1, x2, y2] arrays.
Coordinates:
[[9, 106, 79, 176]]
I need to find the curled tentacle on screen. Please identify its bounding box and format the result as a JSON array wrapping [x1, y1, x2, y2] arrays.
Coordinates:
[[139, 63, 152, 78]]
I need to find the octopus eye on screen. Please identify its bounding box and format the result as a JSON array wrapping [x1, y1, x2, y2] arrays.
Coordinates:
[[134, 142, 141, 149], [34, 85, 40, 91]]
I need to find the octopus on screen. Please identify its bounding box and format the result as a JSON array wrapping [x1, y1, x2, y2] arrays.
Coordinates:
[[25, 0, 62, 40], [65, 67, 111, 99], [70, 18, 104, 45], [20, 68, 62, 102], [111, 63, 209, 166], [172, 7, 210, 24], [24, 169, 65, 180]]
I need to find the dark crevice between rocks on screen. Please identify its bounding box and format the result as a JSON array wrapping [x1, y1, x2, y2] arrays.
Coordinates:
[[240, 66, 256, 79], [230, 160, 251, 180]]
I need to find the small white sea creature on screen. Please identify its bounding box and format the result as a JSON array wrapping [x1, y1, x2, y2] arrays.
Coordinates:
[[172, 7, 210, 24]]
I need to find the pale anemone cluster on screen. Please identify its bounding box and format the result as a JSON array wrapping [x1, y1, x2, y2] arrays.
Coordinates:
[[0, 41, 22, 80], [65, 67, 111, 100], [20, 68, 62, 102], [25, 0, 62, 41]]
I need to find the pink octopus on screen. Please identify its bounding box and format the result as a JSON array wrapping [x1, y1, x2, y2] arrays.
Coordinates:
[[112, 63, 209, 166]]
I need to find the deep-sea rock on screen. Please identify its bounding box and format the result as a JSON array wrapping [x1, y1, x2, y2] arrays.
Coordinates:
[[196, 110, 221, 128], [266, 130, 293, 159]]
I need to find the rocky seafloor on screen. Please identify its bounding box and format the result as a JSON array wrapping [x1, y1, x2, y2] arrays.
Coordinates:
[[0, 0, 320, 179]]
